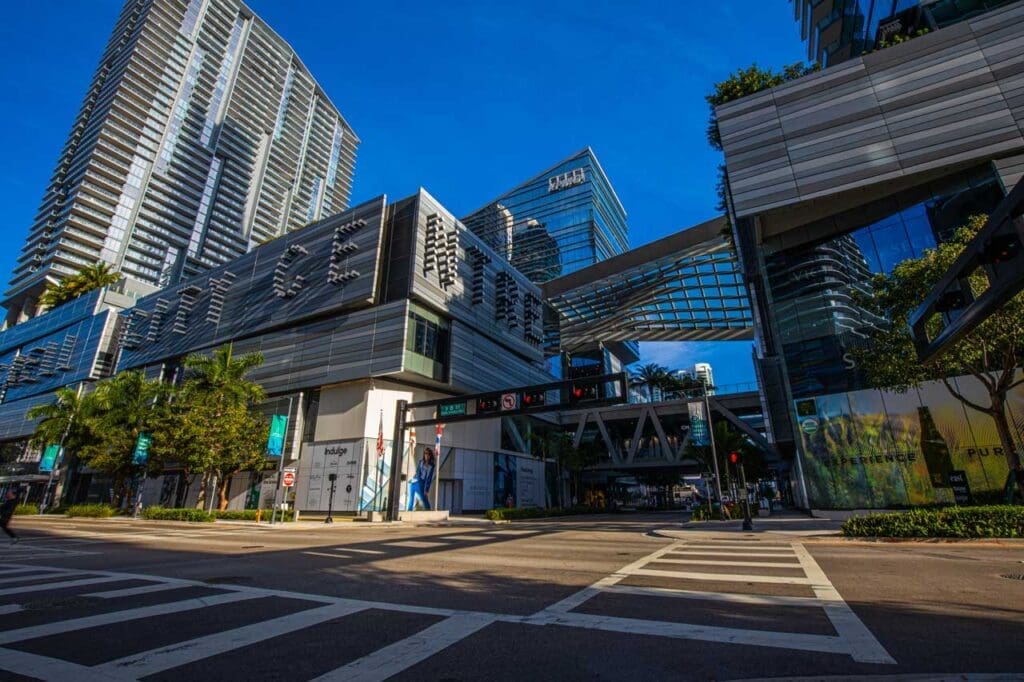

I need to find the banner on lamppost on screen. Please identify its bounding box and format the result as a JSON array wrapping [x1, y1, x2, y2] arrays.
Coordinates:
[[267, 415, 288, 456], [688, 401, 710, 446], [132, 432, 152, 466], [39, 444, 62, 473]]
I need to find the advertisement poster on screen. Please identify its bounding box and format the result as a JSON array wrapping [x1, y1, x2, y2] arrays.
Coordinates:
[[297, 441, 362, 512], [795, 372, 1022, 508], [494, 453, 517, 508], [687, 402, 709, 446], [515, 458, 543, 508], [39, 444, 61, 473]]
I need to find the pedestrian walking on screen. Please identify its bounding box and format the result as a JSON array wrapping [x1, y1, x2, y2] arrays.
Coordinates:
[[1, 490, 19, 543]]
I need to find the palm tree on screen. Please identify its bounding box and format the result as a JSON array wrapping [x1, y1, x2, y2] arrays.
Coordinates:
[[630, 363, 668, 402], [181, 345, 265, 404], [79, 371, 165, 506], [27, 385, 93, 449], [38, 262, 121, 310]]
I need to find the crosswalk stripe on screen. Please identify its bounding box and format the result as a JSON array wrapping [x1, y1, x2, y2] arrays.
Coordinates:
[[680, 545, 795, 552], [653, 558, 805, 568], [84, 582, 191, 599], [0, 575, 128, 597], [0, 605, 23, 615], [314, 613, 496, 682], [0, 591, 259, 645], [537, 611, 849, 655], [792, 543, 896, 664], [97, 602, 367, 677], [666, 550, 797, 558], [0, 571, 80, 585], [602, 583, 824, 607], [630, 568, 813, 585], [0, 646, 125, 682]]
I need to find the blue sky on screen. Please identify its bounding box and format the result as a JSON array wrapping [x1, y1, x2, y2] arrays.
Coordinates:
[[0, 1, 804, 387]]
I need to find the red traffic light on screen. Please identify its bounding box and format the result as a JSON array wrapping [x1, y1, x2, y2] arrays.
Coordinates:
[[522, 390, 546, 407], [476, 395, 501, 414], [728, 451, 740, 465], [569, 383, 598, 403]]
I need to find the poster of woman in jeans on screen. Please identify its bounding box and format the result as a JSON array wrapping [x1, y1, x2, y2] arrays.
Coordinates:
[[407, 446, 436, 510]]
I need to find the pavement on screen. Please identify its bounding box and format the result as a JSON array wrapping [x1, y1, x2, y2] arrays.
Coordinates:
[[0, 512, 1021, 681]]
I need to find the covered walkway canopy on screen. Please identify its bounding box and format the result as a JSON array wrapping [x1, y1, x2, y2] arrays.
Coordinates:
[[542, 217, 754, 350]]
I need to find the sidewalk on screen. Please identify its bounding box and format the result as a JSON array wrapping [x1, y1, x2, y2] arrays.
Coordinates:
[[657, 510, 845, 540]]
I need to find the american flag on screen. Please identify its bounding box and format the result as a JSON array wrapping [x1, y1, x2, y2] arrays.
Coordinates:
[[376, 411, 384, 458], [409, 428, 416, 454], [434, 423, 444, 456]]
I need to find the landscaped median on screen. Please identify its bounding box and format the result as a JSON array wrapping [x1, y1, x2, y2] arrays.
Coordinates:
[[20, 504, 295, 523], [483, 506, 609, 521], [841, 505, 1024, 539]]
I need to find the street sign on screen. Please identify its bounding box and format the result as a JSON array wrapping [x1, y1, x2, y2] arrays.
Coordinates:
[[282, 468, 296, 488], [500, 392, 519, 411], [438, 401, 467, 418], [39, 444, 61, 473], [267, 414, 288, 456], [948, 470, 971, 504], [800, 417, 819, 435], [132, 433, 152, 466]]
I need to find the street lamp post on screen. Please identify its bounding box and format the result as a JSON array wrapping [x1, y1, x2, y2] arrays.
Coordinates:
[[269, 395, 294, 526], [703, 385, 726, 520], [325, 473, 337, 524]]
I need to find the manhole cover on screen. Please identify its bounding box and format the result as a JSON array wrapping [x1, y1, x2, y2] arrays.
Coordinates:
[[1000, 573, 1024, 581], [203, 576, 253, 585], [24, 595, 103, 611]]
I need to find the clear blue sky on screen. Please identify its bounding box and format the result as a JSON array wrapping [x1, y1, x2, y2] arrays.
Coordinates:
[[0, 1, 804, 388]]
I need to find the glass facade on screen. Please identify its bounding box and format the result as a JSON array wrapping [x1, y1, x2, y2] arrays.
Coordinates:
[[765, 166, 1004, 400], [793, 0, 1014, 66], [462, 148, 628, 284]]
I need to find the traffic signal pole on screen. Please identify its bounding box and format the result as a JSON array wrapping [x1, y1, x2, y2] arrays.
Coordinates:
[[738, 461, 754, 531]]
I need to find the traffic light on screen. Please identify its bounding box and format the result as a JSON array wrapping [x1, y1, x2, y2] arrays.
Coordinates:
[[476, 395, 501, 414], [522, 390, 546, 408], [978, 233, 1021, 266], [569, 382, 599, 404], [728, 451, 741, 465]]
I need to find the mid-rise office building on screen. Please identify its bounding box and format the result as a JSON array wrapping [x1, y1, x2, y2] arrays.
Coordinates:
[[794, 0, 1015, 66], [6, 0, 358, 326], [463, 148, 635, 370], [720, 2, 1024, 507]]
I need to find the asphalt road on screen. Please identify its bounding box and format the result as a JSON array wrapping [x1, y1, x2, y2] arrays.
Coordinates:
[[0, 513, 1021, 681]]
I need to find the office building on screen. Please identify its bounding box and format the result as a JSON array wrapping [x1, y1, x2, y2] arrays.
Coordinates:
[[6, 0, 358, 326], [463, 148, 634, 372], [719, 2, 1024, 507], [794, 0, 1016, 66], [694, 363, 714, 392]]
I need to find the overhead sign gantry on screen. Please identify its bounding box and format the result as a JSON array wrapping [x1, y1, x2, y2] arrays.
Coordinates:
[[385, 372, 628, 521]]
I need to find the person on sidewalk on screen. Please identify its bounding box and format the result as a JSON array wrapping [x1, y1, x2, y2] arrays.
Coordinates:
[[1, 490, 20, 543]]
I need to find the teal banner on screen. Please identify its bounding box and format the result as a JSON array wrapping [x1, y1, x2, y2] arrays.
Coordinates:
[[267, 415, 288, 457], [39, 444, 62, 473], [132, 432, 152, 466], [688, 401, 709, 446]]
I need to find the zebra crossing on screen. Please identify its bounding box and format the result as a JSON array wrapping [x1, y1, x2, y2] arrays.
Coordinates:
[[535, 536, 896, 665], [0, 536, 895, 681]]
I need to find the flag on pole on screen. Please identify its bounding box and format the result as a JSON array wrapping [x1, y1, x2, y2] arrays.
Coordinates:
[[376, 411, 385, 458], [434, 423, 444, 454], [409, 428, 416, 454]]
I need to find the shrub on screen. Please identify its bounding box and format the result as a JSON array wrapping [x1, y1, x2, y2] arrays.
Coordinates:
[[214, 509, 294, 522], [483, 506, 607, 521], [841, 505, 1024, 538], [65, 504, 116, 518], [141, 507, 215, 522], [13, 504, 38, 516]]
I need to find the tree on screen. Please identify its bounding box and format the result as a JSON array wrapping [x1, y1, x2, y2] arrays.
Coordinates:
[[684, 421, 766, 497], [850, 215, 1024, 496], [630, 363, 668, 402], [77, 371, 165, 506], [39, 262, 121, 310], [152, 345, 269, 510], [706, 62, 817, 218], [27, 386, 98, 488]]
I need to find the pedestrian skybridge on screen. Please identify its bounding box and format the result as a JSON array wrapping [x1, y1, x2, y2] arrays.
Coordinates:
[[542, 217, 754, 350]]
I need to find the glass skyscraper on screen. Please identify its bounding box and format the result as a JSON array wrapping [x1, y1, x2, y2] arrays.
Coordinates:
[[462, 147, 628, 285], [793, 0, 1014, 66], [6, 0, 358, 326]]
